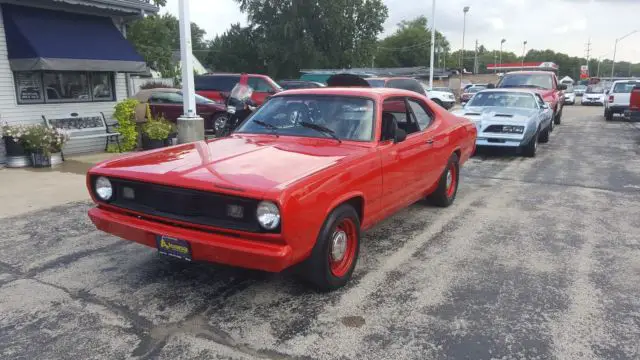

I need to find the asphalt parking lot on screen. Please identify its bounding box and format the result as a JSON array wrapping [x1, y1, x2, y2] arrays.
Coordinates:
[[1, 104, 639, 360]]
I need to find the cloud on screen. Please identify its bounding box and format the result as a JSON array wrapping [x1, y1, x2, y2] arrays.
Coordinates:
[[485, 17, 505, 31]]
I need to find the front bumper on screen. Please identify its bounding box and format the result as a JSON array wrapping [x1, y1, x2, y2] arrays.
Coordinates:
[[88, 207, 294, 272], [582, 97, 604, 105]]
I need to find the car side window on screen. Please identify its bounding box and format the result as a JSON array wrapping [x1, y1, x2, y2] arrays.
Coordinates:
[[150, 92, 182, 104], [407, 98, 433, 131], [534, 94, 546, 108], [248, 77, 273, 92], [382, 98, 420, 136]]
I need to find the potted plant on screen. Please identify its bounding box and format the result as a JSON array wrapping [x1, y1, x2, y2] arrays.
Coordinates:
[[1, 123, 31, 167], [22, 125, 69, 168], [141, 104, 176, 150]]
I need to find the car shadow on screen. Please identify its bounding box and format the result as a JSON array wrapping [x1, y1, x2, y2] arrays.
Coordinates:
[[472, 146, 523, 159]]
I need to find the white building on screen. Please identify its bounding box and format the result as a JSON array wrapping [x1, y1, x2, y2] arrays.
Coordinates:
[[0, 0, 158, 164]]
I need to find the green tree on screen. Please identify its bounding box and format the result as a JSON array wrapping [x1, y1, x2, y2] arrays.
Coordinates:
[[205, 24, 266, 73], [231, 0, 388, 78], [375, 16, 449, 68], [127, 14, 207, 77]]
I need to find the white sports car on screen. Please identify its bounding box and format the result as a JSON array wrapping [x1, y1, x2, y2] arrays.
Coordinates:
[[452, 89, 554, 157]]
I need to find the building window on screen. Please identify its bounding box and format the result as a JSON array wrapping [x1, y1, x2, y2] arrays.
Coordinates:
[[14, 71, 115, 104]]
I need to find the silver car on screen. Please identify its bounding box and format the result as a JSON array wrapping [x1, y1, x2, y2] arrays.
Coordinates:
[[452, 89, 554, 157]]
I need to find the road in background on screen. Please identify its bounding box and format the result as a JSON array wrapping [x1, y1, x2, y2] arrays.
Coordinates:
[[1, 105, 639, 360]]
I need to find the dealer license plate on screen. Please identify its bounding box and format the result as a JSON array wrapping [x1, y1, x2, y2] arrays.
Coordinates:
[[156, 235, 192, 261]]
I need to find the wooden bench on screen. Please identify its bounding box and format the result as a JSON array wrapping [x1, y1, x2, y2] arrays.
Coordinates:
[[42, 112, 120, 156]]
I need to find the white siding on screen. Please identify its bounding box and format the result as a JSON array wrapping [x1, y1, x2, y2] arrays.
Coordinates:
[[0, 5, 128, 159]]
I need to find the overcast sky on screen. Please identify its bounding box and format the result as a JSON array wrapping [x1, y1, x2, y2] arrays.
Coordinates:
[[162, 0, 640, 63]]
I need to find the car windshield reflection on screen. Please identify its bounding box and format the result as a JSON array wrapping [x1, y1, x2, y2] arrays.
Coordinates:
[[467, 91, 538, 109], [235, 95, 375, 142]]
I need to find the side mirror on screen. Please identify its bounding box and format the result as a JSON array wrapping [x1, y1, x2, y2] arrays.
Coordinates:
[[541, 103, 549, 110], [394, 128, 407, 143], [557, 84, 567, 90]]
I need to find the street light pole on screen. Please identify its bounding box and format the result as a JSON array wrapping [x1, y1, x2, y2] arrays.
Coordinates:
[[522, 40, 527, 69], [610, 30, 638, 81], [177, 0, 204, 144], [428, 0, 436, 89], [499, 39, 506, 73], [459, 6, 470, 89]]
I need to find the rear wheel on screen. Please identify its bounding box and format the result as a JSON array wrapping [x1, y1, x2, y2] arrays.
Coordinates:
[[211, 113, 229, 137], [427, 153, 460, 207], [522, 130, 539, 157], [605, 108, 613, 121], [299, 205, 360, 292], [554, 107, 562, 125]]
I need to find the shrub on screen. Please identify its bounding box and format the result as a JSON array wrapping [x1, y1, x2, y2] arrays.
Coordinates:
[[142, 104, 176, 140], [140, 81, 175, 90], [112, 99, 139, 152], [20, 125, 69, 156]]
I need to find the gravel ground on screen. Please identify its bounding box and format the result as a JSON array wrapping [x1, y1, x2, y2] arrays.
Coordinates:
[[1, 105, 639, 360]]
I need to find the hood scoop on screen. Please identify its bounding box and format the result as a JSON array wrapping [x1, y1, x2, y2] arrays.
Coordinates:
[[494, 113, 514, 118]]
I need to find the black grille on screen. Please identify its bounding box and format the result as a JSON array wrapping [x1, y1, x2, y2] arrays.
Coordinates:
[[95, 177, 268, 233], [484, 125, 505, 133]]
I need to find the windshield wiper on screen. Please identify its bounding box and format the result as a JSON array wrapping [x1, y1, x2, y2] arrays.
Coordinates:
[[252, 120, 279, 137], [299, 121, 342, 143]]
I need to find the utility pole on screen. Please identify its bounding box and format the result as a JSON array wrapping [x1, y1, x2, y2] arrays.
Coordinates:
[[585, 38, 592, 77], [459, 6, 470, 90], [494, 51, 497, 74], [176, 0, 204, 144], [428, 0, 437, 89], [474, 39, 478, 74]]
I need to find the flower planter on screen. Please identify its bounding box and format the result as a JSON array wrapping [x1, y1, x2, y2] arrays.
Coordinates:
[[141, 134, 167, 150], [3, 136, 27, 156], [30, 150, 51, 168], [50, 152, 63, 167], [6, 155, 31, 168]]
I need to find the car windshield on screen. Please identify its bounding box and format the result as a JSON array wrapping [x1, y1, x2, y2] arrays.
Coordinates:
[[565, 85, 574, 93], [613, 82, 639, 93], [194, 93, 217, 104], [235, 95, 375, 141], [498, 73, 553, 90], [586, 86, 604, 94], [365, 79, 386, 87], [467, 91, 538, 109], [467, 87, 484, 94]]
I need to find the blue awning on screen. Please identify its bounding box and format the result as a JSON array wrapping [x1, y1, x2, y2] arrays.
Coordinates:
[[2, 4, 147, 72]]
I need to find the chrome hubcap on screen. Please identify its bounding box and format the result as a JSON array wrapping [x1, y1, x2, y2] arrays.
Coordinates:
[[214, 117, 227, 131], [446, 170, 453, 189], [330, 230, 348, 262]]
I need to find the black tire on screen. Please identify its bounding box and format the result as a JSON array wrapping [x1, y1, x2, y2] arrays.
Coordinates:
[[605, 109, 613, 121], [554, 107, 562, 125], [427, 153, 460, 207], [211, 113, 229, 137], [522, 130, 538, 157], [538, 125, 550, 143], [299, 204, 361, 292]]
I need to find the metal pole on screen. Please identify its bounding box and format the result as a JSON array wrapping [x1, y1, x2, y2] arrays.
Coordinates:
[[460, 6, 469, 89], [428, 0, 436, 89], [499, 42, 503, 71], [522, 41, 527, 69], [597, 59, 601, 78], [494, 51, 497, 74], [474, 39, 478, 74], [177, 0, 204, 144], [611, 39, 618, 81]]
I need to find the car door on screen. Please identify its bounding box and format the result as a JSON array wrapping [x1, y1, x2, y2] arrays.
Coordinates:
[[406, 97, 441, 191], [378, 97, 423, 213], [534, 93, 551, 128], [149, 92, 183, 122]]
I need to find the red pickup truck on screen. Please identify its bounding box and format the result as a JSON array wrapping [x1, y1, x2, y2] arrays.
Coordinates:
[[496, 71, 566, 126]]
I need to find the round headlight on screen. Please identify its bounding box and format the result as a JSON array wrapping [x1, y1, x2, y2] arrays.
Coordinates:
[[95, 176, 113, 201], [256, 201, 280, 230]]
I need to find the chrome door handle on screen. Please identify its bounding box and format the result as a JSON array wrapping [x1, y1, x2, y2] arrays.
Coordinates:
[[426, 139, 434, 144]]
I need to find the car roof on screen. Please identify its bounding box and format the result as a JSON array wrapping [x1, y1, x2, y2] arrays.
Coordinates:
[[503, 70, 555, 75], [475, 88, 538, 96], [274, 87, 421, 99], [131, 88, 180, 102], [200, 73, 271, 78]]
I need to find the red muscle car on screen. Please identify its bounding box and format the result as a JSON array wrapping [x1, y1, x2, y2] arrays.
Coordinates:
[[87, 87, 477, 291]]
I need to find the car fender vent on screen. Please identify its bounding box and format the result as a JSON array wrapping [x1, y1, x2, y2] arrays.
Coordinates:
[[494, 114, 513, 118], [464, 112, 481, 116]]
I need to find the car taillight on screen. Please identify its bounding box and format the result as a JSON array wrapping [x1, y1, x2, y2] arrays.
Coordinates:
[[609, 95, 614, 103]]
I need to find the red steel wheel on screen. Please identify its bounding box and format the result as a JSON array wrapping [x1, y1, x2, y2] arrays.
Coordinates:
[[328, 218, 358, 277], [445, 162, 457, 200]]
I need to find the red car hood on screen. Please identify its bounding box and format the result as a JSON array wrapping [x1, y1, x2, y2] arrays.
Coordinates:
[[91, 135, 368, 196]]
